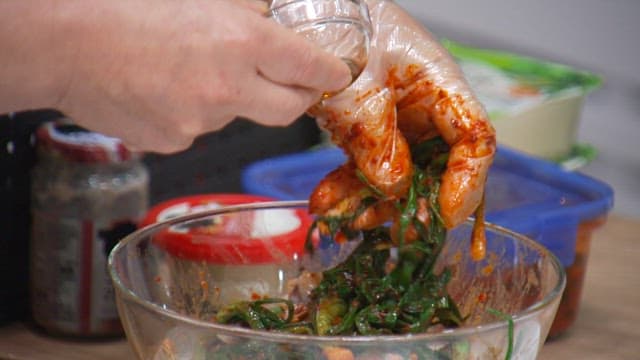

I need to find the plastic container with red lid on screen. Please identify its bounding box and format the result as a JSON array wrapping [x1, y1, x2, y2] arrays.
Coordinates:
[[141, 194, 312, 305]]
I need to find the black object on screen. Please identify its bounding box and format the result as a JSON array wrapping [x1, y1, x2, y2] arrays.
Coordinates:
[[143, 115, 321, 205], [0, 109, 63, 325]]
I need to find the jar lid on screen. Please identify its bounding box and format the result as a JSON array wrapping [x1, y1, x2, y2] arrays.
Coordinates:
[[141, 194, 312, 265], [36, 120, 138, 163]]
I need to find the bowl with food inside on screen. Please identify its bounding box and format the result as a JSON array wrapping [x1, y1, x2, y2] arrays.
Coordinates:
[[109, 196, 564, 360], [110, 132, 564, 360], [109, 2, 566, 357]]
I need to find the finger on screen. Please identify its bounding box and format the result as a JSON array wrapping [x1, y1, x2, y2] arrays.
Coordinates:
[[236, 0, 269, 13], [255, 22, 351, 92], [235, 74, 322, 126]]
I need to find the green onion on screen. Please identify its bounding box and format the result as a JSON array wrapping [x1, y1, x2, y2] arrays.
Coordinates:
[[488, 308, 515, 360], [215, 137, 462, 342]]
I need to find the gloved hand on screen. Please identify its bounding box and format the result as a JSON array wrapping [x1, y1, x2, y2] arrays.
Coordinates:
[[309, 0, 496, 230]]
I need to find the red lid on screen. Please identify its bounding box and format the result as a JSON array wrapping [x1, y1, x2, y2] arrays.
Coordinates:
[[141, 194, 312, 265], [36, 120, 138, 163]]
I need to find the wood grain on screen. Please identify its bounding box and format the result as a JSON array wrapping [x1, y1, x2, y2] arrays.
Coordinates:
[[0, 323, 133, 360], [1, 215, 638, 359]]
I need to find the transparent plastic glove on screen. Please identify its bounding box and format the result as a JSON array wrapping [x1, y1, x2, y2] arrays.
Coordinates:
[[310, 0, 496, 229]]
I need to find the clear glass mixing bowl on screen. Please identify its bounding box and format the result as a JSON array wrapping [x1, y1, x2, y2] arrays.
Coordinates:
[[109, 200, 565, 359]]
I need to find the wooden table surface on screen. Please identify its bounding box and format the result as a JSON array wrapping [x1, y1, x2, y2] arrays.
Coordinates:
[[1, 215, 638, 359]]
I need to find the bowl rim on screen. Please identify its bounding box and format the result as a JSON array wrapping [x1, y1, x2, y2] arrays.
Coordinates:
[[108, 199, 566, 345]]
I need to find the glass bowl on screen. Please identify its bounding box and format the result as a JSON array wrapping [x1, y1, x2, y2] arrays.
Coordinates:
[[109, 200, 565, 359]]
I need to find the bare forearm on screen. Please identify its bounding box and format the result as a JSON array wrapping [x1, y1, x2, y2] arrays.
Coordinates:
[[0, 0, 351, 153], [0, 0, 77, 112]]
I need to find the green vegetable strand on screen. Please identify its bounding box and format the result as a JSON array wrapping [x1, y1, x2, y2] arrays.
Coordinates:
[[488, 308, 515, 360], [215, 137, 463, 339]]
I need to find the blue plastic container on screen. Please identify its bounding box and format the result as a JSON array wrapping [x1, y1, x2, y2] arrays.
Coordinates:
[[242, 146, 613, 267]]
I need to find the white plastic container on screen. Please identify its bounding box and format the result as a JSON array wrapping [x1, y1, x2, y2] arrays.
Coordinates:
[[444, 40, 601, 162]]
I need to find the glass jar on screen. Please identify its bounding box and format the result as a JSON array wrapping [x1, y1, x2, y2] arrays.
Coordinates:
[[29, 120, 149, 337], [267, 0, 372, 87]]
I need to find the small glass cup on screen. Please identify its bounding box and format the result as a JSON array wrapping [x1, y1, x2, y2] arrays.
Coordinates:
[[266, 0, 372, 92]]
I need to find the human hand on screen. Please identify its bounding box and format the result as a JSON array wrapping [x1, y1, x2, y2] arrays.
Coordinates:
[[16, 0, 351, 153], [310, 0, 496, 229]]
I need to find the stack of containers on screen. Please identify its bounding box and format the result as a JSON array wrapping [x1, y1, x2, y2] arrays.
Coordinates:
[[241, 146, 614, 338]]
